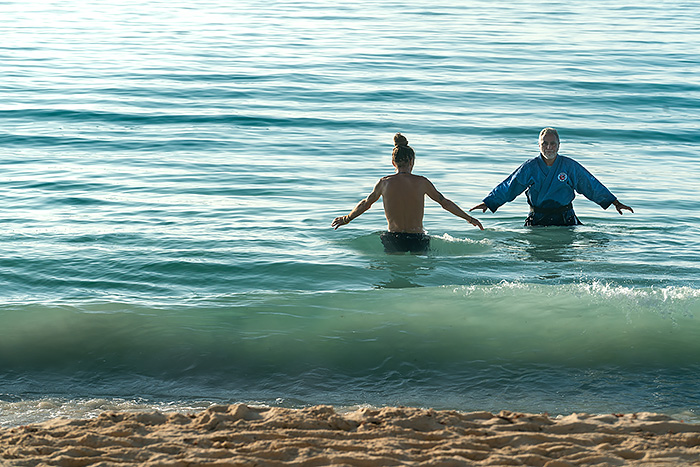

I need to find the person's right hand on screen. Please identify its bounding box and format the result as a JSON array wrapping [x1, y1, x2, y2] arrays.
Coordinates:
[[470, 203, 488, 213], [331, 215, 350, 230]]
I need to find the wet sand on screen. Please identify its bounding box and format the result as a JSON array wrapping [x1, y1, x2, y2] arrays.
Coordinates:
[[2, 404, 700, 466]]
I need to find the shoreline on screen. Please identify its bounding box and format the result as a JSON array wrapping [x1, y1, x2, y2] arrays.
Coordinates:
[[2, 404, 700, 466]]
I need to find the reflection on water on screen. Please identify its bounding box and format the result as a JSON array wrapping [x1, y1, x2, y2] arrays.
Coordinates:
[[340, 226, 635, 289], [507, 227, 611, 264], [344, 231, 493, 289], [367, 233, 493, 289], [524, 227, 610, 263], [362, 227, 616, 288], [371, 256, 435, 289], [523, 227, 579, 263]]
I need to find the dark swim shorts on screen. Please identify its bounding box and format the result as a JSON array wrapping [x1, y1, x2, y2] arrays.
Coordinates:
[[525, 204, 582, 226], [380, 231, 430, 254]]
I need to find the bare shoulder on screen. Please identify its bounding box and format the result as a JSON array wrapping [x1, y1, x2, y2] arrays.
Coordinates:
[[377, 173, 407, 186], [416, 175, 445, 200], [396, 173, 431, 185], [372, 175, 393, 192], [414, 174, 437, 189], [376, 174, 393, 187]]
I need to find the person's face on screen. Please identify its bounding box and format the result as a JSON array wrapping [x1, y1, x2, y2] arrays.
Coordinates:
[[539, 133, 560, 159]]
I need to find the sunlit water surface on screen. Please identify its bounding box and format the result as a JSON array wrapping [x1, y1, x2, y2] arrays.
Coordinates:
[[1, 0, 699, 426]]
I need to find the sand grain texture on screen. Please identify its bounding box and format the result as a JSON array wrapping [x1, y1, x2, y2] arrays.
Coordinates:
[[2, 404, 700, 466]]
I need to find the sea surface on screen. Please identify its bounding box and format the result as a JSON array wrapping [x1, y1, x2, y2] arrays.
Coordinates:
[[1, 0, 699, 427]]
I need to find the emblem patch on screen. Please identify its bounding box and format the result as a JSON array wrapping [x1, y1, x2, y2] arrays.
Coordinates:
[[558, 172, 568, 182]]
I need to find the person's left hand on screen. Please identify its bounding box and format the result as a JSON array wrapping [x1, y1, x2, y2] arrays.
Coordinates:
[[468, 216, 484, 230], [613, 200, 634, 214]]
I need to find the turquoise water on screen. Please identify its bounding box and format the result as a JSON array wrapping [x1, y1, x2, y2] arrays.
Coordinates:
[[1, 0, 699, 427]]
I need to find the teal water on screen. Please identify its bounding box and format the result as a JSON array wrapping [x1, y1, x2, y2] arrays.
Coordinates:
[[1, 0, 700, 427]]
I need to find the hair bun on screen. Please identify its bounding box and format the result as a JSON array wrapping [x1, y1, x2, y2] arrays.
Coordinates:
[[394, 132, 409, 147]]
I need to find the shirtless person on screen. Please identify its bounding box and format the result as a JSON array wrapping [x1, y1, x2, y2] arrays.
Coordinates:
[[331, 133, 483, 254]]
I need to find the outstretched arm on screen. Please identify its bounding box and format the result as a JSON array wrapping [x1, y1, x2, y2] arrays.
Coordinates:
[[470, 161, 533, 214], [331, 180, 383, 230], [612, 199, 634, 214], [426, 181, 484, 230]]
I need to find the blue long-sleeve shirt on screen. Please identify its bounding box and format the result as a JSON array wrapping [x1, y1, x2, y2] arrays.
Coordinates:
[[483, 155, 617, 213]]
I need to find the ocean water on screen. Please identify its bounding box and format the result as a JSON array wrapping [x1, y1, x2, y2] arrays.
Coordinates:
[[1, 0, 699, 427]]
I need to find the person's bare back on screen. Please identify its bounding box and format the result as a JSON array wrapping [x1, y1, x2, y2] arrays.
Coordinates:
[[331, 133, 483, 253], [379, 172, 429, 233]]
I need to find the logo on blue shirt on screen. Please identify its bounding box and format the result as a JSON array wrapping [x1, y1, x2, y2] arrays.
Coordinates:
[[558, 172, 568, 182]]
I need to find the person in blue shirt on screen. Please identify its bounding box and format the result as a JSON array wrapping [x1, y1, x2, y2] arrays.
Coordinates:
[[470, 128, 633, 226]]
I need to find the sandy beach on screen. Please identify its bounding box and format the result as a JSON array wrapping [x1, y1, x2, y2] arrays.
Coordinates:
[[1, 405, 699, 466]]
